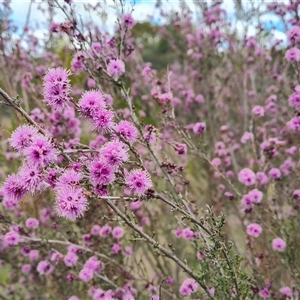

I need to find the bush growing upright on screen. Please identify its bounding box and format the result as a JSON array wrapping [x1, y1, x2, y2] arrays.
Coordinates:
[[1, 0, 300, 299]]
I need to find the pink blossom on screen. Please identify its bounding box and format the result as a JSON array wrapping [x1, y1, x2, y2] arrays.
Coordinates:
[[287, 26, 300, 44], [99, 225, 112, 237], [279, 286, 292, 296], [193, 122, 206, 134], [25, 218, 39, 229], [182, 228, 195, 240], [112, 227, 124, 239], [107, 59, 125, 79], [272, 238, 286, 252], [8, 125, 39, 155], [246, 223, 262, 237], [121, 14, 135, 29], [43, 68, 71, 110], [79, 268, 93, 282], [248, 189, 263, 204], [238, 168, 256, 186], [90, 225, 101, 235], [36, 260, 54, 275], [114, 121, 139, 144], [100, 140, 129, 167], [29, 250, 39, 261], [54, 186, 88, 220], [259, 287, 270, 298], [21, 264, 32, 274], [112, 242, 122, 255], [125, 169, 152, 196], [268, 168, 281, 180], [64, 252, 78, 267], [285, 47, 300, 62], [252, 106, 265, 117], [179, 278, 198, 296], [241, 132, 254, 144]]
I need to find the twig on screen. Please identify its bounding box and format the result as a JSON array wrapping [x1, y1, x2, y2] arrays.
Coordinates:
[[0, 88, 46, 135], [103, 197, 213, 299]]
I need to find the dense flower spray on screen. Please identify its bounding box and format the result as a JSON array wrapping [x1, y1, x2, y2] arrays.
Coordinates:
[[43, 68, 71, 109]]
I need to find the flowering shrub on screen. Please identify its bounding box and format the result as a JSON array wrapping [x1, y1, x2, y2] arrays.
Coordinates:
[[1, 0, 300, 299]]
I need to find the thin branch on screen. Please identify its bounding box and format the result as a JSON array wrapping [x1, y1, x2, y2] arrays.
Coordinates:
[[103, 197, 213, 299], [0, 88, 46, 135]]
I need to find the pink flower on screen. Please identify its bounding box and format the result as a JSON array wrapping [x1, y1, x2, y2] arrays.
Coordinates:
[[174, 228, 182, 237], [91, 108, 114, 132], [67, 245, 79, 254], [241, 194, 252, 208], [36, 260, 54, 275], [64, 252, 78, 267], [2, 174, 28, 203], [3, 230, 21, 247], [83, 256, 103, 274], [43, 68, 71, 110], [25, 218, 39, 229], [182, 228, 195, 240], [71, 52, 86, 72], [238, 168, 256, 186], [57, 170, 81, 189], [259, 287, 270, 298], [272, 238, 286, 252], [54, 186, 88, 221], [125, 169, 152, 196], [175, 143, 187, 155], [114, 121, 139, 144], [288, 92, 300, 111], [89, 158, 115, 186], [193, 122, 206, 134], [112, 242, 122, 255], [99, 225, 112, 237], [103, 93, 113, 105], [246, 223, 262, 237], [87, 77, 96, 88], [129, 200, 143, 210], [287, 116, 300, 131], [79, 268, 93, 282], [24, 136, 57, 167], [112, 227, 124, 239], [19, 164, 48, 193], [293, 190, 300, 199], [121, 14, 135, 29], [50, 252, 63, 262], [107, 59, 125, 79], [268, 168, 281, 180], [279, 287, 292, 296], [241, 132, 254, 144], [90, 225, 101, 235], [21, 264, 32, 274], [209, 287, 215, 297], [179, 278, 198, 296], [195, 94, 204, 103], [8, 125, 39, 154], [211, 157, 221, 167], [78, 90, 106, 119], [285, 47, 300, 62], [256, 172, 269, 186], [248, 189, 263, 204], [252, 105, 265, 117], [100, 140, 129, 168], [29, 250, 39, 261], [287, 26, 300, 44], [124, 246, 133, 256]]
